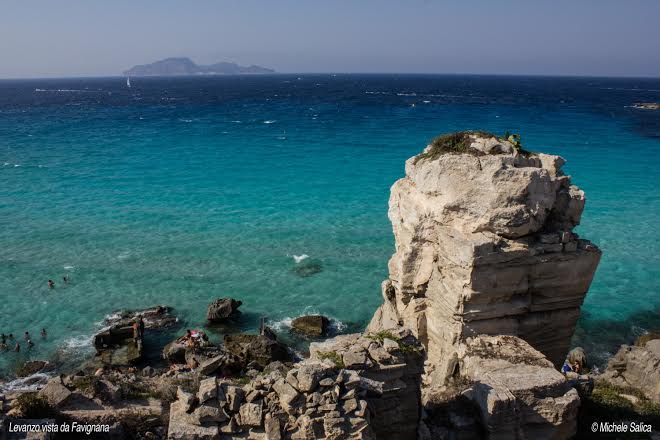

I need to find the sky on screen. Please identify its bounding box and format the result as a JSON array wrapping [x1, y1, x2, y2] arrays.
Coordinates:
[[1, 0, 659, 78]]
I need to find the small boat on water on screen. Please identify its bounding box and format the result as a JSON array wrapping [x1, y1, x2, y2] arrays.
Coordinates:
[[126, 77, 131, 88]]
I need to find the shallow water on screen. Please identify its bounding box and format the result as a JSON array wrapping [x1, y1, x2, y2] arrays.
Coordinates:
[[0, 74, 658, 375]]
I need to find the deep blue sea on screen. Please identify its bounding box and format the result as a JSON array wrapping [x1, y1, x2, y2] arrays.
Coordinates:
[[0, 74, 658, 377]]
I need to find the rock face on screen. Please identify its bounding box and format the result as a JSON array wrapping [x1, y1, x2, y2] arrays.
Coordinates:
[[458, 335, 580, 439], [601, 338, 660, 403], [206, 298, 242, 322], [166, 331, 423, 440], [291, 315, 330, 337], [368, 132, 602, 382]]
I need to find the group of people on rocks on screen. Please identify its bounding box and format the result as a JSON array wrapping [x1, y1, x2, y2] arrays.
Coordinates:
[[0, 329, 46, 352]]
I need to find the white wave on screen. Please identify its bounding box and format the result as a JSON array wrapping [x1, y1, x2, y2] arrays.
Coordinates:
[[397, 92, 417, 96], [293, 254, 309, 264], [231, 120, 242, 123], [3, 162, 10, 166], [178, 118, 194, 123], [269, 317, 293, 332], [14, 164, 20, 167], [422, 100, 431, 104], [117, 251, 131, 260], [63, 265, 75, 270], [61, 334, 93, 353], [0, 373, 51, 393], [263, 120, 277, 124]]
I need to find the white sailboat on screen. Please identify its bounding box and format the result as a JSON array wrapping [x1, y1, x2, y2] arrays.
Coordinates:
[[126, 77, 131, 88]]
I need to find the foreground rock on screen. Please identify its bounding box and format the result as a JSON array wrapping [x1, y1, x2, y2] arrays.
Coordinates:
[[167, 331, 423, 440], [206, 298, 242, 322], [291, 315, 330, 337], [368, 131, 601, 382], [601, 337, 660, 403]]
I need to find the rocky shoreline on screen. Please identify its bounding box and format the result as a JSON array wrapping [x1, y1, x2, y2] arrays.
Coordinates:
[[1, 132, 658, 439]]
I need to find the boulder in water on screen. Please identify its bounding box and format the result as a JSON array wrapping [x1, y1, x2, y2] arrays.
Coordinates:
[[292, 259, 323, 278], [16, 360, 51, 378], [223, 334, 291, 369], [206, 298, 242, 322], [291, 315, 330, 337]]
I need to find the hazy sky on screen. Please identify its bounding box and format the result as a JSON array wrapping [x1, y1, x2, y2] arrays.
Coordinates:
[[1, 0, 659, 78]]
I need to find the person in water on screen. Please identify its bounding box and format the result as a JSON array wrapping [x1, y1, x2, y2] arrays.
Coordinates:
[[48, 280, 55, 289], [27, 339, 34, 349], [1, 333, 6, 344], [24, 331, 30, 341], [8, 333, 14, 340], [63, 276, 69, 284], [40, 329, 47, 338], [14, 342, 20, 352]]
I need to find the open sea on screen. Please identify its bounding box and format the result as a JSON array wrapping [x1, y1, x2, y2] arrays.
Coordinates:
[[0, 74, 658, 378]]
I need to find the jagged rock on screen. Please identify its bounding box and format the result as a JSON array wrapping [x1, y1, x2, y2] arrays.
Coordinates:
[[168, 400, 220, 439], [192, 403, 228, 425], [98, 379, 121, 403], [368, 133, 601, 379], [206, 298, 242, 322], [295, 363, 334, 393], [38, 377, 74, 408], [224, 384, 245, 412], [460, 335, 580, 439], [264, 413, 282, 440], [601, 339, 660, 402], [224, 334, 291, 368], [635, 330, 660, 347], [239, 401, 264, 427], [16, 360, 51, 378], [273, 378, 303, 413], [177, 387, 196, 413], [198, 354, 226, 375], [198, 377, 217, 403], [291, 315, 330, 337], [163, 341, 187, 364]]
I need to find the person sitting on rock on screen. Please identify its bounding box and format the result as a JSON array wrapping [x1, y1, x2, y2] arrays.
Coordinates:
[[561, 362, 572, 374], [572, 361, 581, 374]]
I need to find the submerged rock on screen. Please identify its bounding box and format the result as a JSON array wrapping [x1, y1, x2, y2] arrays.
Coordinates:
[[291, 315, 330, 337], [16, 361, 52, 378], [292, 259, 323, 277], [206, 298, 242, 322]]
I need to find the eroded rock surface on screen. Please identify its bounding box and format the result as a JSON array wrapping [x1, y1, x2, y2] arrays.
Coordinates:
[[368, 133, 601, 379], [601, 337, 660, 403]]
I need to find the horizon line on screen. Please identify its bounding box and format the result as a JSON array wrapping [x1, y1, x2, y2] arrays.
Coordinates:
[[2, 71, 660, 81]]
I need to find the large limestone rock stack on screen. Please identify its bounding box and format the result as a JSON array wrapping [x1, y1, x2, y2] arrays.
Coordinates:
[[368, 132, 602, 383]]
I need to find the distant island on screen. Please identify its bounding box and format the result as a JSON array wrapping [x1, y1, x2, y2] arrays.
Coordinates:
[[123, 57, 275, 76]]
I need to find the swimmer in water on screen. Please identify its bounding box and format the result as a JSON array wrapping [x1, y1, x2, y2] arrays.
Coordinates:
[[27, 339, 34, 349], [48, 280, 55, 289], [41, 328, 47, 338], [14, 342, 20, 352], [24, 331, 30, 341], [63, 276, 69, 284]]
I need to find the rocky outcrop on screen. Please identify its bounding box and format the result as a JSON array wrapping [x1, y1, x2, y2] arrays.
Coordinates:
[[207, 298, 242, 322], [167, 331, 423, 440], [368, 132, 601, 385], [292, 315, 330, 338], [601, 337, 660, 403], [223, 333, 291, 369], [94, 305, 177, 366]]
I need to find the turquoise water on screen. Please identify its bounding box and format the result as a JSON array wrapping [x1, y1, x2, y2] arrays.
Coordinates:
[[0, 75, 658, 375]]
